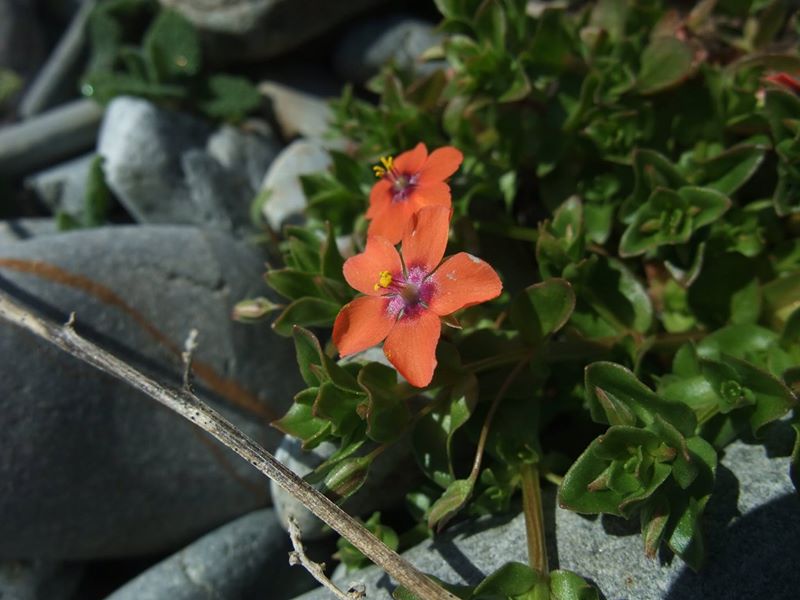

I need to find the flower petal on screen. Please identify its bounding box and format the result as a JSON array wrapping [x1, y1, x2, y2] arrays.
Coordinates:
[[383, 309, 441, 387], [343, 235, 402, 296], [333, 296, 395, 356], [419, 146, 463, 183], [367, 199, 416, 245], [393, 143, 428, 175], [414, 181, 452, 207], [366, 178, 392, 219], [401, 205, 451, 273], [427, 252, 503, 316]]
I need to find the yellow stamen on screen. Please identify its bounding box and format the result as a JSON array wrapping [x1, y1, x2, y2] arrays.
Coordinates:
[[373, 270, 393, 291], [372, 155, 394, 178]]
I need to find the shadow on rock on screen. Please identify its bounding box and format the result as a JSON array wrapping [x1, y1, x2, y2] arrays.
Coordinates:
[[666, 494, 800, 600]]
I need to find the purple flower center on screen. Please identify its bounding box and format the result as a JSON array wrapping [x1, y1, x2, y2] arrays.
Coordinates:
[[389, 172, 419, 203], [385, 266, 435, 319]]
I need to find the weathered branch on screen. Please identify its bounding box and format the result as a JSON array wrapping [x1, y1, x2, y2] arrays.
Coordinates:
[[288, 516, 366, 600], [0, 289, 458, 600]]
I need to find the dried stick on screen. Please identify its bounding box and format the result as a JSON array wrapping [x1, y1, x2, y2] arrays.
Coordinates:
[[288, 516, 366, 600], [0, 290, 458, 600]]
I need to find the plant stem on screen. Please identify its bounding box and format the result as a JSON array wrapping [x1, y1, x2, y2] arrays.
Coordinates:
[[520, 462, 548, 575], [0, 290, 459, 600], [467, 357, 530, 484]]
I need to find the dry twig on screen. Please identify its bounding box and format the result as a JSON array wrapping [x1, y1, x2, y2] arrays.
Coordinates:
[[288, 516, 366, 600], [0, 289, 458, 600]]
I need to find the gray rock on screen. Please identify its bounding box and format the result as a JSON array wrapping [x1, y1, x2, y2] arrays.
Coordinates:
[[0, 98, 104, 177], [18, 0, 96, 118], [26, 153, 95, 217], [0, 218, 59, 242], [207, 122, 281, 192], [260, 140, 331, 232], [0, 225, 303, 559], [98, 97, 277, 234], [294, 438, 799, 599], [0, 559, 83, 600], [106, 509, 315, 600], [159, 0, 387, 62], [334, 16, 443, 86]]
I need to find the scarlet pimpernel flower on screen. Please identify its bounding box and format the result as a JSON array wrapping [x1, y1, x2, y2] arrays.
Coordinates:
[[367, 143, 463, 244], [333, 205, 502, 387]]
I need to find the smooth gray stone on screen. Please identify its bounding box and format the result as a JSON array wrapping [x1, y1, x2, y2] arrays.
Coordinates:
[[98, 96, 210, 226], [99, 97, 276, 234], [294, 437, 799, 600], [159, 0, 386, 62], [25, 153, 95, 217], [0, 559, 83, 600], [334, 15, 443, 86], [206, 122, 281, 193], [0, 226, 303, 559], [0, 218, 59, 242], [0, 98, 103, 177], [105, 509, 315, 600], [259, 139, 331, 232], [18, 0, 96, 118]]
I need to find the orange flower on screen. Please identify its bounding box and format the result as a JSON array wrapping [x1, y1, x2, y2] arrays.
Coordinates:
[[333, 205, 502, 387], [367, 143, 463, 244]]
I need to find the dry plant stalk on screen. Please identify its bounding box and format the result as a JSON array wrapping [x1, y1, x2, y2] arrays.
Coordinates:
[[288, 516, 366, 600], [0, 289, 459, 600]]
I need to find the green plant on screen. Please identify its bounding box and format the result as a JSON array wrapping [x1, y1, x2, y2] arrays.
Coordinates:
[[82, 0, 261, 121], [240, 1, 800, 597]]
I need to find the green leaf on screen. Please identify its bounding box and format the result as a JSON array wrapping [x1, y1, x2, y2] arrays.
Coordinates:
[[471, 562, 542, 598], [312, 382, 364, 436], [559, 426, 673, 517], [641, 496, 670, 558], [585, 362, 696, 435], [292, 326, 325, 387], [143, 9, 201, 82], [357, 362, 411, 443], [510, 279, 576, 346], [271, 400, 331, 449], [272, 298, 341, 336], [565, 256, 653, 336], [666, 495, 709, 571], [320, 222, 345, 281], [198, 74, 262, 121], [689, 142, 767, 195], [637, 36, 697, 94], [549, 570, 601, 600], [428, 478, 473, 530], [322, 455, 372, 500], [265, 268, 320, 300]]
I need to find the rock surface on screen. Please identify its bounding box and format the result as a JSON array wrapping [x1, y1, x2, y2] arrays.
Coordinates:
[[159, 0, 386, 62], [0, 226, 302, 559], [106, 509, 315, 600], [0, 560, 83, 600], [26, 153, 95, 218], [260, 139, 331, 231], [0, 219, 59, 242], [98, 97, 278, 234], [0, 99, 104, 177], [334, 15, 442, 86], [295, 437, 800, 599]]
